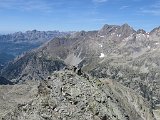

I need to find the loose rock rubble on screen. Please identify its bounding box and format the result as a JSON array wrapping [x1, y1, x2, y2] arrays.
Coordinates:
[[2, 70, 156, 120]]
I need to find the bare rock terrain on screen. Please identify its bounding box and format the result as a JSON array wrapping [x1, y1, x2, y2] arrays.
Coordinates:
[[1, 70, 157, 120]]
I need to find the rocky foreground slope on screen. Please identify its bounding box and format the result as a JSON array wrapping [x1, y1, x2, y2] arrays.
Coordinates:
[[1, 70, 157, 120]]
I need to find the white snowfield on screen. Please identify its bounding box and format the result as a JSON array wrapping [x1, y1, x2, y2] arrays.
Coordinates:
[[99, 53, 105, 58]]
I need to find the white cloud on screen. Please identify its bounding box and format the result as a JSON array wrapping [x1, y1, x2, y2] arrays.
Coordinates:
[[93, 0, 108, 3], [120, 5, 129, 10], [0, 0, 53, 12]]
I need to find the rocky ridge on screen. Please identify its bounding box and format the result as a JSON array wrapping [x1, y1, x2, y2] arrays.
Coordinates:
[[1, 70, 156, 120]]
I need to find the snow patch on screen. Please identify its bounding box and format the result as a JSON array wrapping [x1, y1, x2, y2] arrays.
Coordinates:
[[111, 33, 115, 35], [99, 44, 103, 48], [117, 34, 122, 37], [155, 42, 159, 45], [99, 53, 105, 58], [100, 36, 104, 38], [147, 46, 151, 49]]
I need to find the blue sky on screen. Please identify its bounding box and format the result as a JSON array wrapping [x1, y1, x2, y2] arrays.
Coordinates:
[[0, 0, 160, 33]]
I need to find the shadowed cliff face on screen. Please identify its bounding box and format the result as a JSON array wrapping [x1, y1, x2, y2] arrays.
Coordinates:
[[1, 70, 156, 120], [1, 51, 66, 83], [1, 24, 160, 119], [0, 76, 13, 85]]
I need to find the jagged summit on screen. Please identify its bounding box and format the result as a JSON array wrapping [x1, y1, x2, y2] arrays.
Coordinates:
[[101, 24, 120, 29], [120, 23, 135, 33], [137, 29, 146, 34], [150, 26, 160, 34], [98, 23, 135, 38], [99, 24, 120, 33], [101, 23, 133, 30], [121, 23, 131, 28]]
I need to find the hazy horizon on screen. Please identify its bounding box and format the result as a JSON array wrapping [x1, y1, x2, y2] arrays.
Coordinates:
[[0, 23, 160, 34]]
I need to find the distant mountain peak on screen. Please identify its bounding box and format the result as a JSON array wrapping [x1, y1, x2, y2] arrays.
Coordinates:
[[99, 24, 120, 35], [137, 29, 146, 34], [100, 23, 135, 33], [150, 26, 160, 34], [120, 23, 134, 30], [102, 24, 120, 29], [121, 23, 130, 27], [32, 29, 38, 32], [118, 23, 135, 35]]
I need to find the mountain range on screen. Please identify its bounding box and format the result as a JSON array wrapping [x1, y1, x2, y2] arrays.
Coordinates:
[[1, 24, 160, 119], [0, 30, 69, 69]]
